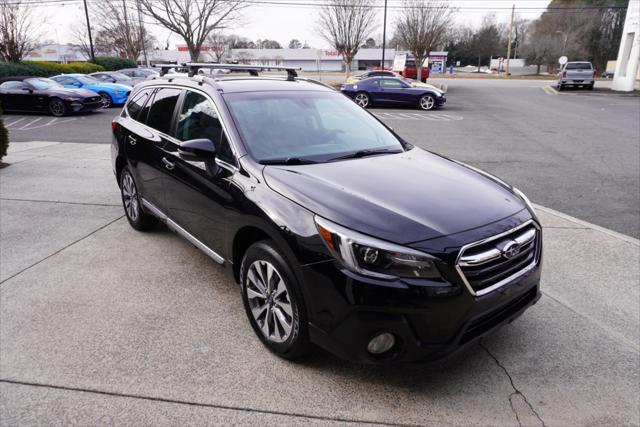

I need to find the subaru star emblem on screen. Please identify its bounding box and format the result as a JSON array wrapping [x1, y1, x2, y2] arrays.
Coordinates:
[[502, 241, 521, 259]]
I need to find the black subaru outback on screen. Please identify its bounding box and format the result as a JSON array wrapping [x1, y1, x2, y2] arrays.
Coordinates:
[[111, 64, 541, 363]]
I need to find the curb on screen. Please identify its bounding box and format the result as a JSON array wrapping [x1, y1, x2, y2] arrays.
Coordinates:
[[534, 203, 640, 246]]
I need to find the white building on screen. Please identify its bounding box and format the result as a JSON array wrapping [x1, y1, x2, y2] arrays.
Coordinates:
[[23, 44, 89, 63], [612, 0, 640, 91], [148, 47, 397, 72]]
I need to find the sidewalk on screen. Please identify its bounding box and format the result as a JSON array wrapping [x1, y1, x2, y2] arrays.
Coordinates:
[[1, 142, 638, 426]]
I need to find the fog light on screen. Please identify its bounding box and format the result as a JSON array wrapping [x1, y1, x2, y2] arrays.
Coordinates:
[[367, 333, 395, 355]]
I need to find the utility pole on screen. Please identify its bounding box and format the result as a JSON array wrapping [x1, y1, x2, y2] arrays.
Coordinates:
[[505, 3, 515, 77], [82, 0, 95, 62], [137, 0, 148, 66], [381, 0, 388, 69]]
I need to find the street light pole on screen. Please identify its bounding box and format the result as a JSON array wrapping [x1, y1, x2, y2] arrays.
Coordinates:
[[82, 0, 95, 62], [381, 0, 388, 69]]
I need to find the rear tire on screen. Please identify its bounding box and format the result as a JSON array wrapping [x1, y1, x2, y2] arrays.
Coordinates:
[[557, 83, 565, 91], [48, 98, 67, 117], [354, 92, 370, 108], [240, 240, 311, 360], [120, 166, 157, 231]]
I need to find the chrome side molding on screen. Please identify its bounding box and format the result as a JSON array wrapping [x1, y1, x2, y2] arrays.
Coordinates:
[[141, 198, 225, 265]]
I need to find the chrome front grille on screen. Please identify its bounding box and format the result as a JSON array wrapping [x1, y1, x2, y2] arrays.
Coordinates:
[[456, 221, 540, 296]]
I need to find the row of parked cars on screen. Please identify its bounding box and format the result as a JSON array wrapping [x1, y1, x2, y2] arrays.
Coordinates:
[[0, 68, 161, 116]]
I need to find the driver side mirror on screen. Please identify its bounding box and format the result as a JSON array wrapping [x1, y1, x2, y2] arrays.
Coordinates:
[[178, 138, 216, 161]]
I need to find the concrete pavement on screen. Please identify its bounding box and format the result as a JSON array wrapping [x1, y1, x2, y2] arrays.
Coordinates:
[[1, 142, 638, 426]]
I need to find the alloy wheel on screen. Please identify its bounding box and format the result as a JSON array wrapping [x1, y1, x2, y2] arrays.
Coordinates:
[[354, 93, 369, 108], [100, 93, 112, 108], [121, 172, 139, 221], [50, 100, 65, 116], [245, 260, 294, 343], [420, 95, 435, 110]]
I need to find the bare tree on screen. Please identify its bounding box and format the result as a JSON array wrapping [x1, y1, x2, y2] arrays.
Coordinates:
[[317, 0, 377, 77], [395, 0, 453, 81], [0, 0, 40, 62], [139, 0, 244, 62], [205, 31, 228, 63]]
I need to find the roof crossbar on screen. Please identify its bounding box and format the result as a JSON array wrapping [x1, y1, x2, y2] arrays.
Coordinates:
[[156, 63, 301, 80]]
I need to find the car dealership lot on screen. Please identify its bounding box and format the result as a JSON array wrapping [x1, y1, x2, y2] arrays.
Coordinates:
[[4, 78, 638, 238], [1, 78, 639, 425], [0, 141, 638, 426]]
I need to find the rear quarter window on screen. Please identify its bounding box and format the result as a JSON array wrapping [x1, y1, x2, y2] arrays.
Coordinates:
[[126, 88, 153, 122]]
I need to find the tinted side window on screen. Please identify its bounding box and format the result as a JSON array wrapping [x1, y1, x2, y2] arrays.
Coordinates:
[[127, 88, 153, 122], [146, 88, 181, 134], [381, 79, 404, 88], [176, 90, 235, 165], [0, 81, 26, 89]]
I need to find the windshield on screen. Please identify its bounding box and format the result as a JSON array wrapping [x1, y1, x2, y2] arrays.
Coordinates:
[[25, 78, 62, 90], [111, 72, 132, 80], [224, 91, 404, 163], [77, 76, 101, 85]]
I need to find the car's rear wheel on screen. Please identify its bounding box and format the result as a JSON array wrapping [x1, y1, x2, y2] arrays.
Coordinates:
[[49, 98, 66, 117], [240, 240, 311, 360], [99, 92, 112, 108], [557, 82, 565, 91], [419, 94, 436, 110], [120, 166, 156, 231], [354, 92, 370, 108]]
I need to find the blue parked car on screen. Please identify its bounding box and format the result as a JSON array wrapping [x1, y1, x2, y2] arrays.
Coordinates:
[[341, 77, 446, 110], [50, 74, 131, 108]]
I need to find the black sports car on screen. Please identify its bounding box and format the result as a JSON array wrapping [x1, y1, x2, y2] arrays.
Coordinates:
[[0, 76, 103, 117]]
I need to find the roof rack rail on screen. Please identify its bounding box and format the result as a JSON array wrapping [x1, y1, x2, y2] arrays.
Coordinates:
[[179, 63, 301, 80]]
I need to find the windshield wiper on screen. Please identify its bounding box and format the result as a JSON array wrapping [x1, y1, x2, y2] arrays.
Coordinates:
[[329, 148, 403, 162], [259, 157, 319, 165]]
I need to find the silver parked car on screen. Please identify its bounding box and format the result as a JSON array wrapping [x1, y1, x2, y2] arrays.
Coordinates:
[[557, 61, 596, 91]]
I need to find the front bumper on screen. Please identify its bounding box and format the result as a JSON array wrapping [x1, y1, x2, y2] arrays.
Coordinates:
[[69, 99, 103, 112], [110, 92, 130, 105], [303, 261, 540, 363]]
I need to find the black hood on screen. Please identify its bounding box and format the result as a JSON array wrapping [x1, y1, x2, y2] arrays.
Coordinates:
[[263, 148, 525, 244]]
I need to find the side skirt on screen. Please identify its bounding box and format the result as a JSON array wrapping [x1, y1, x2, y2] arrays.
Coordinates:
[[141, 198, 225, 265]]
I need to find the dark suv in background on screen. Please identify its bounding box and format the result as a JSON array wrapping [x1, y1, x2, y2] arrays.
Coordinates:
[[111, 64, 542, 363]]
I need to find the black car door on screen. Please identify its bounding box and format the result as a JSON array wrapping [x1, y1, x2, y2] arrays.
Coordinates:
[[161, 89, 238, 257], [124, 87, 181, 212], [0, 81, 36, 111]]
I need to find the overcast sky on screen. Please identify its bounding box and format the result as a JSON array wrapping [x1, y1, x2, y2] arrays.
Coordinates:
[[36, 0, 551, 49]]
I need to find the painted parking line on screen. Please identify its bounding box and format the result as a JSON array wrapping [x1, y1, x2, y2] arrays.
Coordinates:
[[3, 116, 79, 131], [372, 111, 464, 121], [4, 117, 26, 128]]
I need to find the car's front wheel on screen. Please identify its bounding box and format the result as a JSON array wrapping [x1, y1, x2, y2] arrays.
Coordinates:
[[99, 92, 112, 108], [419, 94, 436, 110], [354, 92, 370, 108], [240, 240, 311, 360], [120, 166, 156, 231], [49, 98, 67, 117]]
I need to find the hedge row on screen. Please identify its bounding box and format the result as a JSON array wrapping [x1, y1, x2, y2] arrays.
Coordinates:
[[0, 105, 8, 162], [0, 61, 103, 78], [92, 57, 137, 71], [0, 56, 138, 78]]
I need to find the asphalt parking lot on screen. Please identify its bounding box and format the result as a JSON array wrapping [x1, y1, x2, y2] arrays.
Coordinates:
[[1, 78, 639, 425], [0, 141, 638, 426], [4, 78, 638, 237]]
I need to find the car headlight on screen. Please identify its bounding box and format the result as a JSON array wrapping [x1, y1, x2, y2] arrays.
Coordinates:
[[513, 187, 536, 216], [112, 90, 124, 95], [314, 216, 441, 280]]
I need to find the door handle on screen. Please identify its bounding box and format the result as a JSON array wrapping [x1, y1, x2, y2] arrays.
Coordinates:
[[127, 135, 137, 146], [162, 157, 175, 171]]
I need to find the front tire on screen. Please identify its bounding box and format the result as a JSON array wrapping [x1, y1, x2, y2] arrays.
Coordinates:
[[120, 166, 156, 231], [419, 94, 436, 110], [49, 98, 67, 117], [354, 92, 370, 108], [99, 92, 113, 108], [240, 240, 311, 360]]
